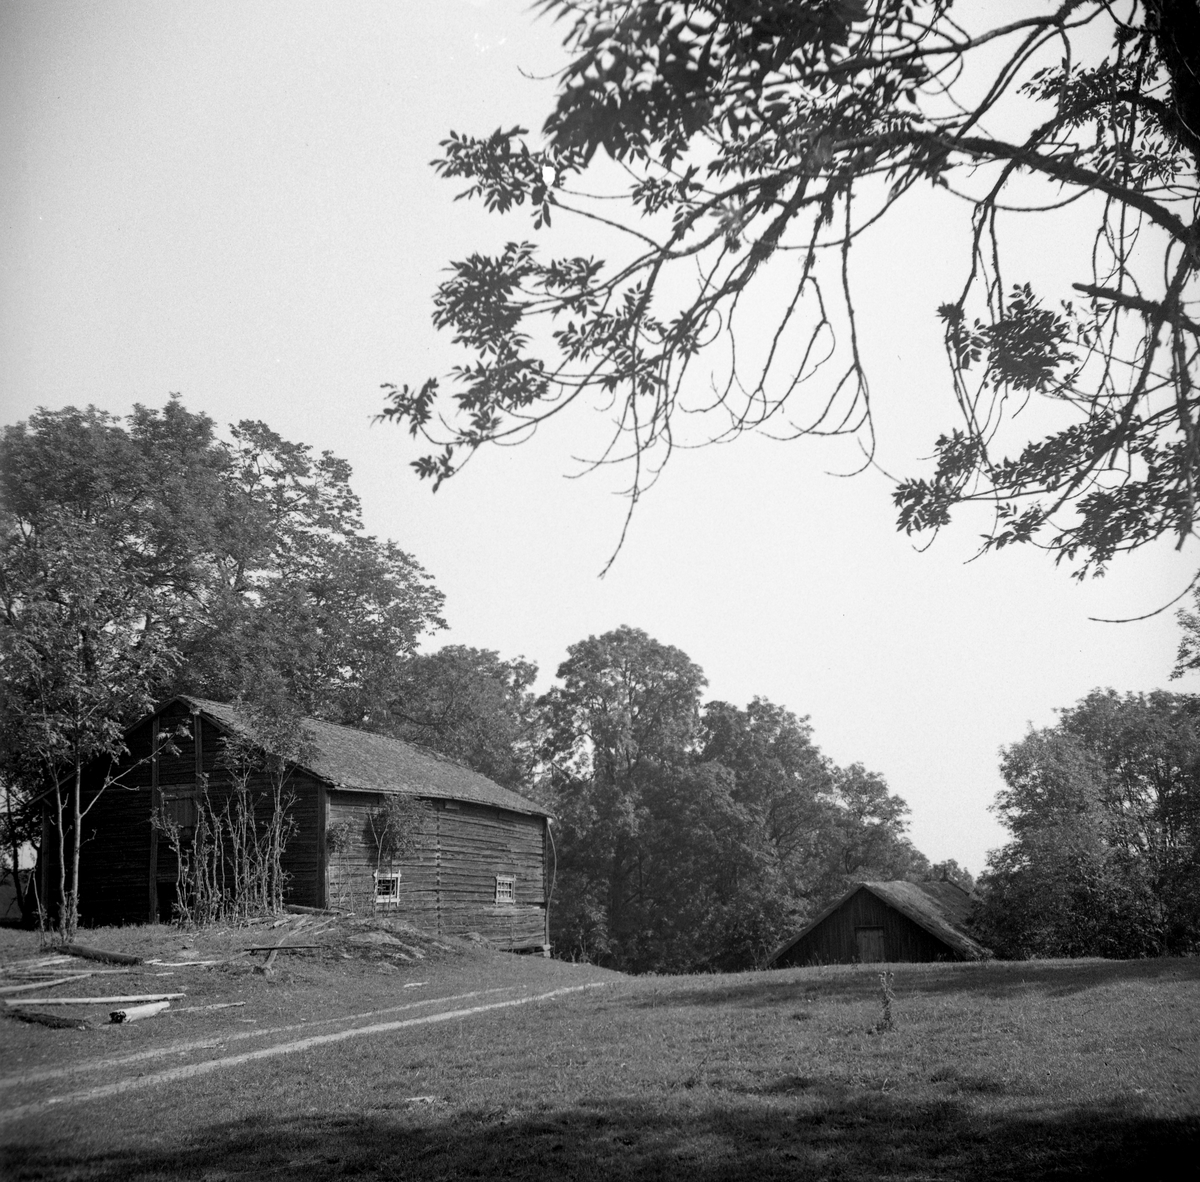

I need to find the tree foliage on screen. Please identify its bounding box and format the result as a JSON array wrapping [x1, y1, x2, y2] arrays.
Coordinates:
[[542, 625, 929, 971], [366, 794, 431, 870], [0, 401, 446, 716], [975, 688, 1200, 957], [0, 504, 180, 934], [373, 645, 541, 790], [384, 0, 1200, 575]]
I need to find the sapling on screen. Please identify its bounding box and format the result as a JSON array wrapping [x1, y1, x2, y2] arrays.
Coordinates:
[[872, 970, 896, 1034], [366, 796, 430, 911]]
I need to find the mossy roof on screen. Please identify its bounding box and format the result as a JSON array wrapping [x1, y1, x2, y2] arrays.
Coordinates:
[[767, 878, 990, 965], [169, 695, 548, 818]]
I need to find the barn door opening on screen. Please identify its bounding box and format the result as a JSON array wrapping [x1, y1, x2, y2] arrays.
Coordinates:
[[156, 879, 177, 924], [855, 926, 886, 963]]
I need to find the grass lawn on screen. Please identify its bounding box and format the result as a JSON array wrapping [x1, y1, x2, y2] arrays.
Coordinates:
[[2, 924, 1198, 1180]]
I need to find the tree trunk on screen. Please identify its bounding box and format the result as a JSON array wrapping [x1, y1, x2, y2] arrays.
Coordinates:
[[3, 787, 30, 922], [67, 755, 82, 939], [53, 776, 67, 938]]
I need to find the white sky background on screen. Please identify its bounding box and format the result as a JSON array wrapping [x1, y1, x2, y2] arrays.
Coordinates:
[[1, 0, 1194, 876]]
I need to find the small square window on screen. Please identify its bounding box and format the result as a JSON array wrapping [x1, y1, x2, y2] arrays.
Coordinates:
[[160, 788, 198, 830], [494, 874, 515, 904], [374, 871, 401, 906]]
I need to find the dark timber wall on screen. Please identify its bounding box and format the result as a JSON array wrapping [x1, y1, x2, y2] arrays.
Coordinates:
[[54, 701, 324, 927], [774, 886, 959, 966], [326, 792, 548, 949]]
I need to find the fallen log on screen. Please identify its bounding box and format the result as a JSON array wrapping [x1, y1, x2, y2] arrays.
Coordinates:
[[3, 992, 184, 1007], [0, 975, 92, 995], [57, 943, 142, 966], [284, 904, 339, 916], [5, 968, 129, 978], [245, 945, 323, 953], [110, 1001, 171, 1024]]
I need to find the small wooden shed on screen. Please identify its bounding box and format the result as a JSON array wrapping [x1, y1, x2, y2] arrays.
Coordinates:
[[49, 695, 552, 951], [767, 880, 989, 967]]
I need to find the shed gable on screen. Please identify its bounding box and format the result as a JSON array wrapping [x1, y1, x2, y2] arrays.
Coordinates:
[[768, 881, 988, 967]]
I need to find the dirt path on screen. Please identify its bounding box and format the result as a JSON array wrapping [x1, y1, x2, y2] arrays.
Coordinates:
[[0, 984, 519, 1090], [0, 982, 607, 1125]]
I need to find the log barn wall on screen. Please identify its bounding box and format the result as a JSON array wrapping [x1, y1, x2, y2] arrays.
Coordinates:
[[325, 791, 440, 918], [56, 702, 323, 926], [326, 793, 548, 949], [773, 886, 959, 966]]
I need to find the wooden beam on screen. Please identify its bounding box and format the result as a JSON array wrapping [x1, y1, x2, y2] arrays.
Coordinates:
[[0, 975, 93, 995], [316, 782, 327, 910], [5, 993, 184, 1006], [148, 715, 159, 923], [193, 709, 203, 790]]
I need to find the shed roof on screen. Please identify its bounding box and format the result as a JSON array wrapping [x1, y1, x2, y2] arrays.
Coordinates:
[[768, 879, 989, 965], [167, 696, 549, 818]]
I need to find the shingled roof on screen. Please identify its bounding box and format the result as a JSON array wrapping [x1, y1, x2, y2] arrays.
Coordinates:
[[171, 695, 548, 818], [769, 878, 989, 965]]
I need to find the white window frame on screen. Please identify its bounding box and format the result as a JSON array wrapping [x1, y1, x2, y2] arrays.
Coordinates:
[[494, 874, 515, 905], [374, 870, 401, 906]]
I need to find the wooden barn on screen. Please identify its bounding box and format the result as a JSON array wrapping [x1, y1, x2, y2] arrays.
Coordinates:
[[45, 695, 552, 951], [767, 880, 989, 967]]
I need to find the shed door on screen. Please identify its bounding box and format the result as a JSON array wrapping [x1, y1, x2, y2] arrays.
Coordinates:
[[855, 926, 886, 963]]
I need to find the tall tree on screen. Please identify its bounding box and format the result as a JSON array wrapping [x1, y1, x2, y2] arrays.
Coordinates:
[[175, 418, 446, 720], [373, 645, 540, 790], [383, 1, 1200, 575], [542, 626, 708, 966], [702, 700, 830, 868], [975, 690, 1200, 957], [829, 762, 930, 886], [0, 509, 179, 935]]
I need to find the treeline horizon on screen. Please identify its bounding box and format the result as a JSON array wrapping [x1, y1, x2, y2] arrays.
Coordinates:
[[3, 399, 1196, 967]]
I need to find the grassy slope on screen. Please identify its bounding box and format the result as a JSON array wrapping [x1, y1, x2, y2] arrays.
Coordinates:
[[2, 926, 1198, 1180]]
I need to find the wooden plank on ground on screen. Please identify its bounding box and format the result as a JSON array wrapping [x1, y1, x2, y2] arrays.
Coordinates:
[[245, 945, 323, 953], [4, 993, 184, 1007], [0, 975, 92, 995]]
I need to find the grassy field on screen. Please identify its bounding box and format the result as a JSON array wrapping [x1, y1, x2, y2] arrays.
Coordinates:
[[2, 922, 1198, 1180]]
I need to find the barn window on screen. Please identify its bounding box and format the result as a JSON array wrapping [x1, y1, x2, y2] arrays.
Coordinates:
[[494, 874, 515, 904], [374, 871, 401, 906], [159, 788, 198, 831]]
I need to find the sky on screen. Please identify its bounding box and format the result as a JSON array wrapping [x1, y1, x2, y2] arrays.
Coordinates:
[[2, 0, 1194, 876]]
